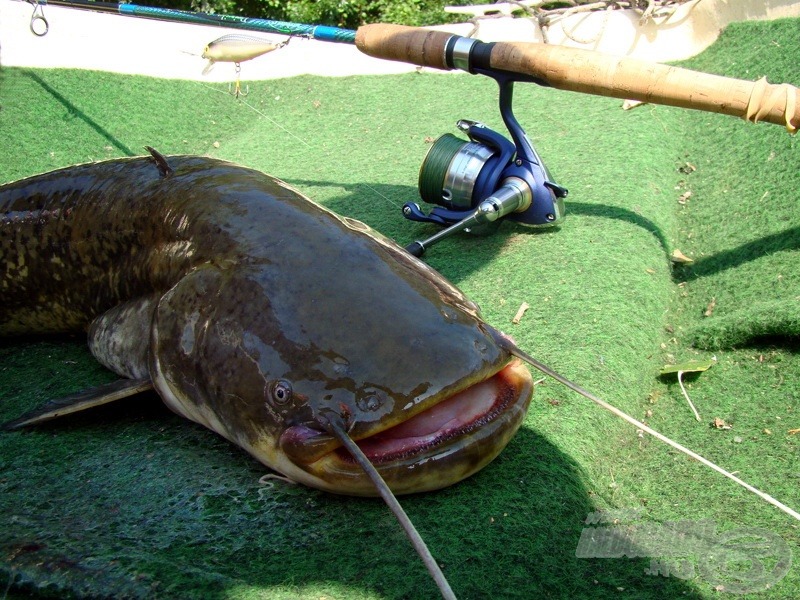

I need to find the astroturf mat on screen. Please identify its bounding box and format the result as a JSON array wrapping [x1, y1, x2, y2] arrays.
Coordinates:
[[0, 17, 798, 600]]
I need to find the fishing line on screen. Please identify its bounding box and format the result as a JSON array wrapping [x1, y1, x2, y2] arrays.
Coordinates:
[[325, 415, 457, 600], [239, 96, 313, 149], [191, 80, 400, 209], [193, 81, 313, 149], [503, 344, 800, 523], [236, 94, 400, 208]]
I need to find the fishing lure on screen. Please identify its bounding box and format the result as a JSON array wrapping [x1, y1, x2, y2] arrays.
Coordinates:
[[201, 33, 289, 74], [201, 33, 293, 97]]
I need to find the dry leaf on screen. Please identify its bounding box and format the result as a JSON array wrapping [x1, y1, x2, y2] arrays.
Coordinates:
[[704, 297, 717, 317], [660, 359, 715, 376], [671, 249, 694, 264], [678, 191, 692, 204], [712, 418, 731, 430], [660, 359, 714, 422], [788, 428, 800, 435], [763, 429, 772, 435], [512, 302, 530, 325], [622, 99, 645, 110]]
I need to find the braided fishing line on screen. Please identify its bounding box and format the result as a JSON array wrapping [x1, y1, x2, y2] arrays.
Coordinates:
[[192, 80, 401, 209]]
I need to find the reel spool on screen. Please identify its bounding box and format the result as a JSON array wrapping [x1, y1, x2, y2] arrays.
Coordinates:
[[403, 75, 568, 257], [418, 131, 497, 213]]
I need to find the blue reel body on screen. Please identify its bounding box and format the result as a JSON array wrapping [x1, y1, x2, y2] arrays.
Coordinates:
[[404, 73, 567, 234]]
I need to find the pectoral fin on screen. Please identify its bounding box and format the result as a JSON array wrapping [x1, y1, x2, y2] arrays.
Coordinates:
[[89, 295, 158, 380], [1, 378, 153, 431]]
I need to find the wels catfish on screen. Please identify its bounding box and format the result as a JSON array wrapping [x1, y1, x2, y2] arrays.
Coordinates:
[[0, 151, 533, 497]]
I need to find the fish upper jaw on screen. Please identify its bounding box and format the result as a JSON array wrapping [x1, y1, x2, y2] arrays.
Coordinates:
[[276, 358, 533, 496]]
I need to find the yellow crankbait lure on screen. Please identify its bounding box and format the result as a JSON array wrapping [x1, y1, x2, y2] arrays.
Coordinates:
[[201, 33, 289, 75], [199, 33, 293, 97]]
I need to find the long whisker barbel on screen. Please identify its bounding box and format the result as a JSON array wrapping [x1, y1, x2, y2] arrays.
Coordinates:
[[325, 415, 457, 600], [501, 343, 800, 523]]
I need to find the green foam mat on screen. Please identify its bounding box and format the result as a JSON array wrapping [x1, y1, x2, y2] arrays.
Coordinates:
[[1, 18, 798, 599]]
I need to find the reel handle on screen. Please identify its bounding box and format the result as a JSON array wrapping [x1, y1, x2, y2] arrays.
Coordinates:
[[405, 178, 532, 257], [356, 24, 799, 133]]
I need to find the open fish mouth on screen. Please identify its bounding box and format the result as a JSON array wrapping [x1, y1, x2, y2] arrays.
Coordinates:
[[336, 362, 526, 464], [280, 359, 533, 495]]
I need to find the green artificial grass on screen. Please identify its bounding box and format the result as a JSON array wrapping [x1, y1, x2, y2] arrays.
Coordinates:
[[1, 18, 798, 599]]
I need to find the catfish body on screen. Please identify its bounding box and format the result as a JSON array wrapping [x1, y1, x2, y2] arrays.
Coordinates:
[[0, 155, 532, 495]]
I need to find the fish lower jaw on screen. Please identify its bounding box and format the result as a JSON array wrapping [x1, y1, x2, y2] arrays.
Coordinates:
[[297, 359, 534, 496]]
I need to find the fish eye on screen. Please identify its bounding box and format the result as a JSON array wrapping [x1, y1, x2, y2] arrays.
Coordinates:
[[270, 380, 293, 405]]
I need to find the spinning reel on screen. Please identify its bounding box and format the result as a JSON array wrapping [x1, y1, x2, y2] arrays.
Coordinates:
[[403, 72, 568, 257]]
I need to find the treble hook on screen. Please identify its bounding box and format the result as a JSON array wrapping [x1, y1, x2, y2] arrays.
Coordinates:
[[228, 63, 250, 98], [27, 0, 48, 36]]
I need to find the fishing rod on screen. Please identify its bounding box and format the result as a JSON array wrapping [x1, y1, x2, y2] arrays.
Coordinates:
[[31, 1, 800, 257], [35, 0, 356, 42], [32, 0, 800, 133]]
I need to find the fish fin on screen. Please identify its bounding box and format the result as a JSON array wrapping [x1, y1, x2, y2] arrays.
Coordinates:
[[202, 60, 215, 75], [88, 295, 159, 380], [145, 146, 173, 177], [1, 378, 153, 431]]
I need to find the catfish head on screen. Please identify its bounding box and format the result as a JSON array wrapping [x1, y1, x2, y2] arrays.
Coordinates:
[[150, 188, 533, 496]]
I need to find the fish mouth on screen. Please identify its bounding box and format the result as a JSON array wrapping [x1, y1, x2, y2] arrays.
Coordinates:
[[279, 359, 533, 496], [335, 362, 524, 465]]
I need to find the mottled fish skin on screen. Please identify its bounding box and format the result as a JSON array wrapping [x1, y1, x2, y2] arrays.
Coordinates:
[[0, 156, 533, 495], [1, 158, 202, 334]]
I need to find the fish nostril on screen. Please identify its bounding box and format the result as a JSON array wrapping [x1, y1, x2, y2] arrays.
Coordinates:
[[440, 306, 458, 322], [357, 394, 382, 412], [332, 356, 350, 376]]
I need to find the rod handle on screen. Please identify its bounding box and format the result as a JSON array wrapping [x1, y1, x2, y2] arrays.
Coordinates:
[[356, 23, 799, 133], [356, 23, 449, 69]]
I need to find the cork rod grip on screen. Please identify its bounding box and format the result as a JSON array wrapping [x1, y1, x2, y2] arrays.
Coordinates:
[[356, 23, 451, 70], [491, 41, 799, 132], [356, 24, 799, 133]]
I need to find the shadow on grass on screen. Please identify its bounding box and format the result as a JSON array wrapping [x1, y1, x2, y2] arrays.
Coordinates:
[[673, 225, 800, 282], [23, 70, 135, 157], [565, 200, 671, 258], [290, 181, 680, 304], [1, 340, 704, 599]]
